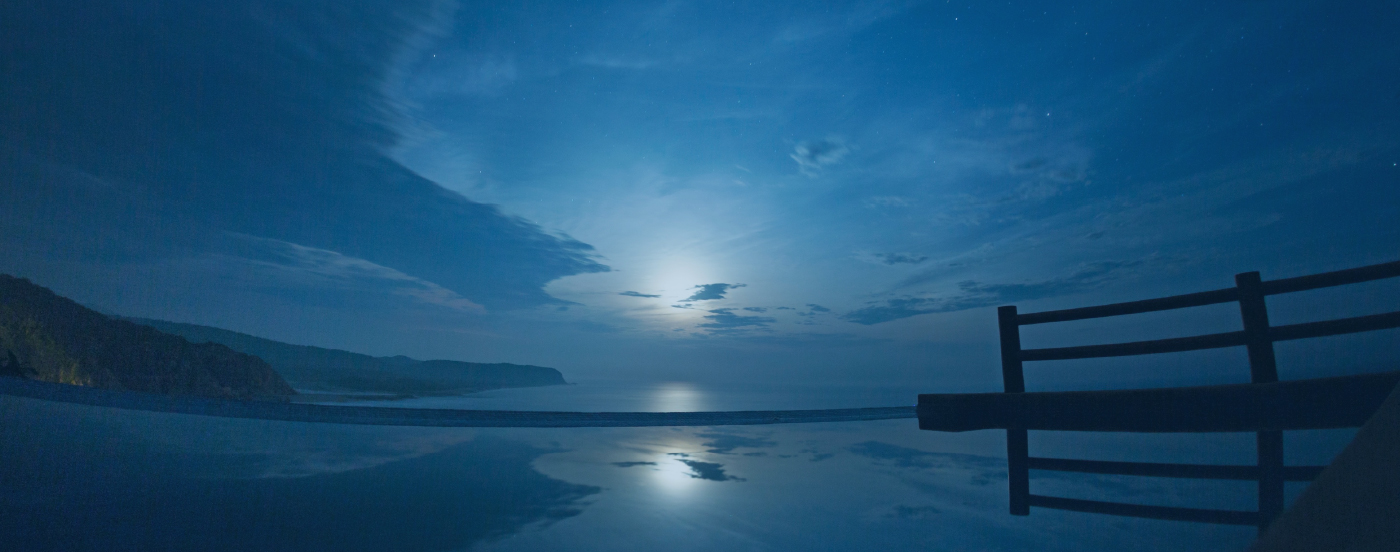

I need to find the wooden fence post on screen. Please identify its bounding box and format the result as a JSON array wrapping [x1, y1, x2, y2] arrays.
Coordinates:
[[1236, 271, 1285, 532], [999, 305, 1030, 516]]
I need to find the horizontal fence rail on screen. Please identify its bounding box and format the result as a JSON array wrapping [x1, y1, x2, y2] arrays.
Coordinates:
[[1019, 331, 1246, 361], [1014, 311, 1400, 363], [0, 377, 916, 428], [1270, 311, 1400, 342], [1015, 259, 1400, 326], [1016, 288, 1238, 325], [917, 370, 1400, 433], [1025, 457, 1324, 481], [1261, 260, 1400, 296], [1026, 495, 1260, 526]]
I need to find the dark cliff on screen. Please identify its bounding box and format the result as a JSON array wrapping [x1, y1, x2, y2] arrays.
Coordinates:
[[131, 319, 567, 396], [0, 275, 295, 400]]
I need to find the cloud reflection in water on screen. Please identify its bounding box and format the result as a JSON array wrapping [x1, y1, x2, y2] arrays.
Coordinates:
[[0, 398, 600, 552]]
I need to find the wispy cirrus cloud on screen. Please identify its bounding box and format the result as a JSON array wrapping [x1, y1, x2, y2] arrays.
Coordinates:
[[403, 53, 518, 98], [227, 234, 487, 314], [791, 137, 851, 176], [842, 261, 1141, 325], [698, 308, 775, 332], [874, 253, 928, 266]]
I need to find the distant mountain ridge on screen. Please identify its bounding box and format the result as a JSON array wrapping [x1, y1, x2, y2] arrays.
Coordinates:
[[131, 319, 567, 396], [0, 275, 295, 400]]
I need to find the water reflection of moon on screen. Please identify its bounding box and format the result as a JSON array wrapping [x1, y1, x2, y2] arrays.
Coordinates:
[[650, 382, 705, 412], [649, 455, 700, 495]]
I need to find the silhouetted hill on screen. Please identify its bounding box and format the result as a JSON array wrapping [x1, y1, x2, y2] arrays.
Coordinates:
[[130, 319, 567, 396], [0, 275, 295, 400]]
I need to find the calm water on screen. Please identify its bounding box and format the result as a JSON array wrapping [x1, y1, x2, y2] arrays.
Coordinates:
[[329, 379, 926, 411], [0, 382, 1356, 551]]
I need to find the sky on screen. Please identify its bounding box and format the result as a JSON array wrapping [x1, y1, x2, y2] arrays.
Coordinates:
[[2, 0, 1398, 387]]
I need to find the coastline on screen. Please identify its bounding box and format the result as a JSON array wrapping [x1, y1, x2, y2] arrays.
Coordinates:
[[0, 376, 916, 428]]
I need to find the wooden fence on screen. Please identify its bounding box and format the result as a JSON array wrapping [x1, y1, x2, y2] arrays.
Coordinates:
[[917, 260, 1400, 532]]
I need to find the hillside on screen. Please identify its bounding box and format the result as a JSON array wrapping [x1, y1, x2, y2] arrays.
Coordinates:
[[0, 275, 295, 400], [131, 319, 567, 396]]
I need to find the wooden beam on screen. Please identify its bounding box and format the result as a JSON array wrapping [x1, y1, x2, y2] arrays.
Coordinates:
[[917, 371, 1400, 433], [1261, 260, 1400, 296], [1027, 495, 1259, 526], [1271, 311, 1400, 342], [999, 306, 1031, 516], [1013, 259, 1400, 327], [1016, 288, 1237, 325], [1019, 330, 1246, 361], [1237, 270, 1285, 531], [1026, 457, 1325, 481]]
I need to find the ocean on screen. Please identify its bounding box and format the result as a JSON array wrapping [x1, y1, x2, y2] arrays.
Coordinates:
[[0, 380, 1355, 551]]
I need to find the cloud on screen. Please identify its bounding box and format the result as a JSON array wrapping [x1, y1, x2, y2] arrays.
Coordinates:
[[841, 297, 946, 325], [611, 461, 657, 468], [682, 283, 746, 302], [875, 253, 929, 265], [865, 196, 912, 208], [772, 1, 920, 44], [0, 0, 606, 313], [619, 291, 661, 298], [842, 261, 1140, 325], [846, 441, 1001, 470], [229, 234, 486, 313], [677, 459, 744, 482], [849, 441, 1153, 492], [742, 307, 768, 313], [794, 303, 831, 319], [698, 308, 775, 331], [695, 432, 776, 454], [887, 505, 942, 519], [403, 53, 518, 98], [791, 137, 851, 176]]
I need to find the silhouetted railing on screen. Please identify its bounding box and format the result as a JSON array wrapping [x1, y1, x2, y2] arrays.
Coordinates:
[[917, 259, 1400, 532]]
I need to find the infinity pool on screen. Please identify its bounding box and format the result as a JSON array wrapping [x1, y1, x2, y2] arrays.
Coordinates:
[[1, 381, 1351, 551]]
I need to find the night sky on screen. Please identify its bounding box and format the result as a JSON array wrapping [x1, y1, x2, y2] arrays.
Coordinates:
[[3, 0, 1398, 386]]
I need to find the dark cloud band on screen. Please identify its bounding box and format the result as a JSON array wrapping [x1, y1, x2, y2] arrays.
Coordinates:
[[0, 0, 606, 313], [682, 283, 746, 302]]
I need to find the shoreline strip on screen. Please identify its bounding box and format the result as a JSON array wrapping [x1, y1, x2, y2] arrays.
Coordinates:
[[0, 377, 915, 427]]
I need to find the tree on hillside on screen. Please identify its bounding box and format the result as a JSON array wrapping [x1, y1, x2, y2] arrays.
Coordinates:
[[0, 349, 36, 379]]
